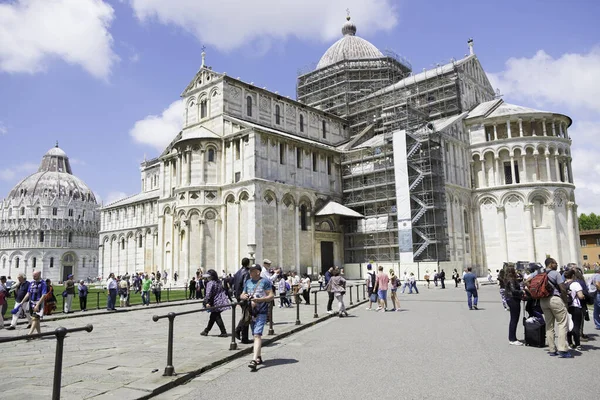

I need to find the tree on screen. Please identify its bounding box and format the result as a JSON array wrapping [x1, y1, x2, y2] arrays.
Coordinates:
[[579, 213, 600, 230]]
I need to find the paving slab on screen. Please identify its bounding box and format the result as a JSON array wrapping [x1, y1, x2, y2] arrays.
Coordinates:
[[0, 285, 369, 399]]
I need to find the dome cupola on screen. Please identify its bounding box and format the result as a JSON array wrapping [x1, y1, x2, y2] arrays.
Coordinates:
[[316, 15, 384, 70]]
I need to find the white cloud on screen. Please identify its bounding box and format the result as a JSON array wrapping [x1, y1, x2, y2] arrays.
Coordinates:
[[128, 0, 398, 52], [129, 100, 183, 151], [0, 121, 7, 135], [488, 48, 600, 114], [0, 0, 118, 79], [103, 191, 130, 206], [489, 48, 600, 214], [0, 162, 38, 182]]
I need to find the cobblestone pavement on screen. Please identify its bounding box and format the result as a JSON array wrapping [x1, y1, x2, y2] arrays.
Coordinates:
[[0, 284, 368, 399], [154, 282, 599, 400]]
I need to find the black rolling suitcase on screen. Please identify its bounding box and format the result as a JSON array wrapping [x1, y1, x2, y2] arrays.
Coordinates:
[[523, 301, 545, 347]]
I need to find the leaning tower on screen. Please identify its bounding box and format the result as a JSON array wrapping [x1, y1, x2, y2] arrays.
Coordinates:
[[466, 99, 579, 268]]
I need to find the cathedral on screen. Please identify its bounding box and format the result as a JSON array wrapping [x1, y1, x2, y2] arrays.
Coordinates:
[[98, 16, 580, 281]]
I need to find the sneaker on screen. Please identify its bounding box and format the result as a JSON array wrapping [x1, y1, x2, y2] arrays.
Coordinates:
[[473, 306, 478, 310], [365, 307, 371, 310], [574, 346, 582, 351], [509, 341, 523, 346], [558, 351, 573, 358], [375, 307, 383, 311], [6, 326, 15, 330], [390, 308, 396, 311], [548, 351, 559, 356], [327, 310, 333, 314]]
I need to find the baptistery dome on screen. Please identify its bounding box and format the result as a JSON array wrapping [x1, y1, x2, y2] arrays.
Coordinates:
[[316, 16, 384, 70], [7, 144, 96, 202], [0, 144, 100, 283]]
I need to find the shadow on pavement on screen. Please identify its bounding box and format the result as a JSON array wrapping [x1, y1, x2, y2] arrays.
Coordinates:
[[260, 358, 298, 369]]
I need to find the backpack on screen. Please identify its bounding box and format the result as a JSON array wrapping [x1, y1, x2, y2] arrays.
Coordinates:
[[285, 282, 291, 291], [528, 272, 554, 299]]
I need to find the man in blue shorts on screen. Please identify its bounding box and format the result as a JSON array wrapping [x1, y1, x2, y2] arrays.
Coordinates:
[[463, 267, 479, 310], [241, 264, 274, 371]]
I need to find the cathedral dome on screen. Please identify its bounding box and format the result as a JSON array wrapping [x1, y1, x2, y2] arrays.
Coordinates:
[[6, 144, 96, 203], [316, 16, 384, 70]]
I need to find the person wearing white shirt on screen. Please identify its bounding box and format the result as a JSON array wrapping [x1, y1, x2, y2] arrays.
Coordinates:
[[564, 269, 585, 351]]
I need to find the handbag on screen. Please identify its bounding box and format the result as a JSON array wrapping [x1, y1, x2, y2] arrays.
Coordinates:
[[584, 308, 590, 322], [62, 290, 68, 298], [369, 293, 377, 302], [241, 279, 262, 326]]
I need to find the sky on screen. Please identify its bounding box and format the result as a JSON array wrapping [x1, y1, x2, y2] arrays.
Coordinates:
[[1, 0, 599, 213]]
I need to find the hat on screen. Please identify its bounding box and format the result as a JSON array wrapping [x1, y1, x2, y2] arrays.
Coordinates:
[[366, 264, 372, 270], [67, 274, 73, 279], [249, 264, 262, 272], [263, 259, 272, 264], [201, 273, 211, 278]]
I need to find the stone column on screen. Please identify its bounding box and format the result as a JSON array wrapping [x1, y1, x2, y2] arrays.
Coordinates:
[[235, 201, 240, 266], [495, 157, 501, 186], [295, 204, 300, 273], [277, 200, 283, 268], [479, 159, 486, 188], [221, 206, 227, 273], [510, 155, 517, 184], [521, 155, 527, 183], [545, 153, 551, 182], [506, 120, 512, 138], [566, 202, 576, 263], [198, 220, 204, 274], [548, 204, 559, 264], [493, 124, 497, 140], [518, 119, 523, 137], [497, 206, 508, 262], [199, 149, 205, 184], [524, 204, 536, 261], [555, 155, 561, 182], [310, 208, 316, 269], [266, 138, 271, 178], [552, 121, 556, 137], [567, 158, 574, 183], [186, 150, 192, 186], [534, 153, 541, 181], [559, 122, 564, 137], [542, 118, 547, 136]]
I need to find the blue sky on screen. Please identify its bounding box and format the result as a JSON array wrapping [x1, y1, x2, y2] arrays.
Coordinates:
[[1, 0, 599, 212]]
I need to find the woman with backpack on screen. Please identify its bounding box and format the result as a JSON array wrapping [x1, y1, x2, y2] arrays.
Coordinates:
[[504, 267, 525, 346], [201, 269, 230, 337], [564, 269, 585, 351]]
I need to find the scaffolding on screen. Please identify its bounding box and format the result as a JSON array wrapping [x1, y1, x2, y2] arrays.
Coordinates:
[[297, 55, 465, 263], [297, 54, 410, 116]]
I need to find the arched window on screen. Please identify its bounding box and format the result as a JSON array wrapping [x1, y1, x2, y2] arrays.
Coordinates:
[[532, 198, 545, 227], [15, 258, 19, 268], [121, 238, 125, 250], [138, 235, 143, 248], [33, 257, 37, 269], [275, 105, 281, 125], [463, 210, 469, 234], [20, 207, 25, 216], [246, 96, 252, 116], [68, 232, 73, 243], [200, 99, 208, 119], [300, 205, 307, 231], [50, 257, 54, 268], [39, 231, 44, 243], [322, 120, 327, 138], [35, 207, 40, 216], [299, 115, 304, 132], [208, 148, 215, 162]]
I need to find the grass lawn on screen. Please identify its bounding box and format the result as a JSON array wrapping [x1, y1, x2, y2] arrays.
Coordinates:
[[3, 285, 191, 315]]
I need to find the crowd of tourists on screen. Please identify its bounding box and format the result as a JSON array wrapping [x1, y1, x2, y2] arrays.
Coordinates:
[[494, 259, 600, 358]]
